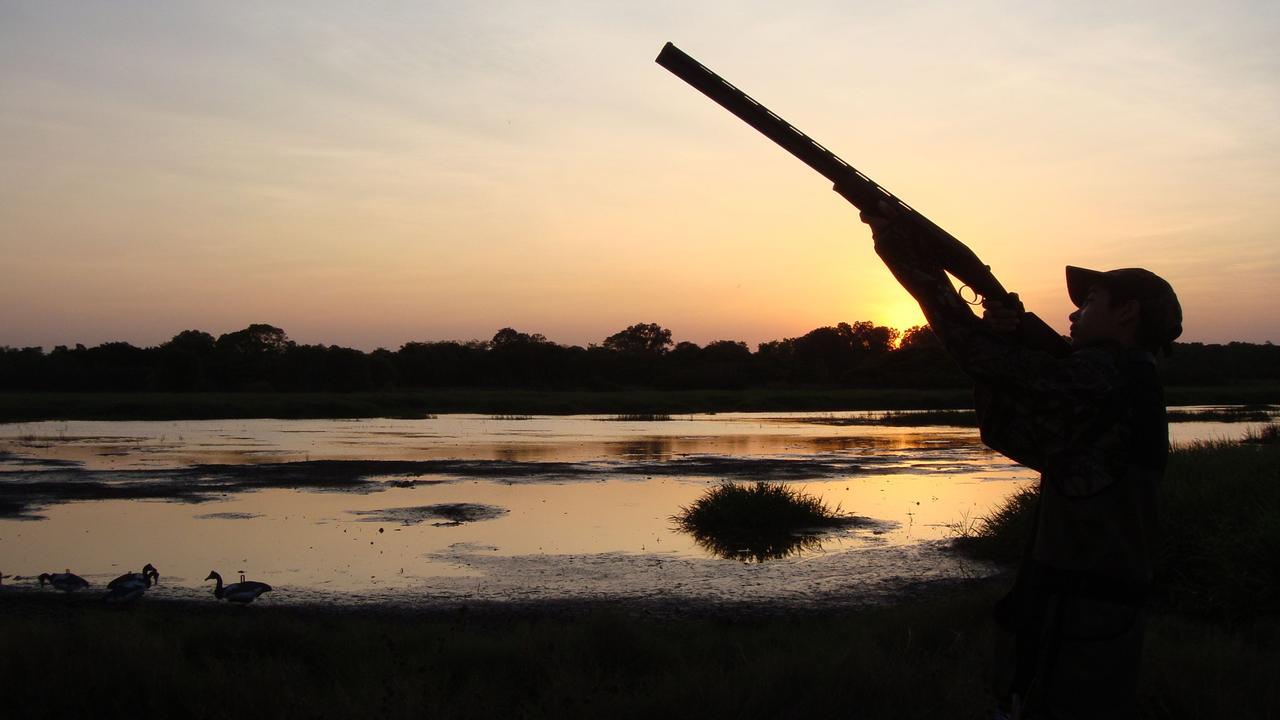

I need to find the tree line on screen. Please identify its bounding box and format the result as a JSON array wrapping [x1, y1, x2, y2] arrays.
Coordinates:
[[0, 322, 1276, 393]]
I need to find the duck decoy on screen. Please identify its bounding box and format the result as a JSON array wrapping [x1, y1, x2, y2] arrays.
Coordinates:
[[108, 563, 159, 590], [205, 570, 273, 604], [38, 569, 90, 592], [105, 563, 158, 603]]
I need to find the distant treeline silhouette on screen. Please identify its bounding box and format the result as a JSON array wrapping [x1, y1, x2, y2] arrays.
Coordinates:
[[1, 322, 1276, 393]]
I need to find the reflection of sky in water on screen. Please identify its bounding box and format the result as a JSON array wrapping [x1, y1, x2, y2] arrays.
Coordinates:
[[0, 414, 998, 471], [0, 410, 1268, 597]]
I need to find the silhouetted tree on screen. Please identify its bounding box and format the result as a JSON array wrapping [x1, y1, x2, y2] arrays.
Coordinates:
[[213, 324, 293, 390], [3, 321, 1276, 393], [165, 330, 216, 354], [899, 324, 941, 349], [369, 349, 399, 390], [216, 324, 291, 355], [486, 328, 565, 386], [153, 330, 217, 390], [490, 328, 549, 348], [842, 321, 898, 355], [602, 323, 673, 355]]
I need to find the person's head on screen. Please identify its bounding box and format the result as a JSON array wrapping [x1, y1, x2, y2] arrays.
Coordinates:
[[1066, 266, 1182, 355]]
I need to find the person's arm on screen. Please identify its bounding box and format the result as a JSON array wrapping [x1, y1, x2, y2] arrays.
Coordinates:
[[862, 208, 1123, 485], [860, 206, 1027, 381], [860, 206, 1106, 394]]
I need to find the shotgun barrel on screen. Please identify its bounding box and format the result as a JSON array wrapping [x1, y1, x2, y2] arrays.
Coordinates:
[[655, 42, 1070, 357]]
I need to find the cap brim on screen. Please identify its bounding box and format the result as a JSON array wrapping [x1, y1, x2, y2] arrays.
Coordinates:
[[1065, 266, 1107, 308]]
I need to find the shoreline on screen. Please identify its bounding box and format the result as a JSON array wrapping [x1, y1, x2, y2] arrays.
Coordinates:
[[2, 385, 1277, 422], [0, 569, 998, 620], [4, 572, 1275, 719]]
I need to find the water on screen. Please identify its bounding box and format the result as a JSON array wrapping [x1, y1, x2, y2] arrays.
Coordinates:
[[0, 409, 1270, 607]]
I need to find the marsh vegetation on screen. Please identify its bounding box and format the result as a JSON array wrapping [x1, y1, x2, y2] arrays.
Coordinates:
[[673, 481, 879, 562], [1242, 422, 1280, 444], [953, 438, 1280, 618]]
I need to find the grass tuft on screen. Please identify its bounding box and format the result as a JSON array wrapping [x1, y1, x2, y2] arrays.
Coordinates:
[[950, 485, 1038, 563], [673, 482, 851, 562], [1242, 423, 1280, 445]]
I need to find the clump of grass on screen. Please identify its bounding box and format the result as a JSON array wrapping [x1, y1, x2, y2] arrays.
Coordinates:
[[1242, 423, 1280, 445], [488, 414, 533, 421], [954, 438, 1280, 619], [950, 484, 1038, 563], [673, 482, 850, 562], [1157, 439, 1280, 617], [602, 413, 672, 422]]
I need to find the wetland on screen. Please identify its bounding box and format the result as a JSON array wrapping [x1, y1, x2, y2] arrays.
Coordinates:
[[1, 408, 1271, 608]]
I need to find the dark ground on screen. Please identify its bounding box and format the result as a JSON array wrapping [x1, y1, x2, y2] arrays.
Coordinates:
[[2, 577, 1275, 720]]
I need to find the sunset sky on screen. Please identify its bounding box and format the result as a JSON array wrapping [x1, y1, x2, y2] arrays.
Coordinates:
[[2, 1, 1277, 351]]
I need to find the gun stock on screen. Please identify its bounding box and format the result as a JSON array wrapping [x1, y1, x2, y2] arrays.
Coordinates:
[[656, 42, 1070, 358]]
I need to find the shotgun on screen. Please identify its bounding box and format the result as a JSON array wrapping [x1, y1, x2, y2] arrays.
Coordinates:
[[655, 42, 1070, 357]]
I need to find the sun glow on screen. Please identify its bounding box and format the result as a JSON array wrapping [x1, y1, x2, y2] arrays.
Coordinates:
[[882, 302, 929, 341], [0, 3, 1276, 349]]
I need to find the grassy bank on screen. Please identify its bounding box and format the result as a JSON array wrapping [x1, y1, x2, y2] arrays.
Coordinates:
[[2, 384, 1277, 422], [955, 436, 1280, 620], [3, 583, 1276, 720]]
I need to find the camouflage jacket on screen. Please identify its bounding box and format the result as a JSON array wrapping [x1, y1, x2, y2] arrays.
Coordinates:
[[874, 230, 1167, 585]]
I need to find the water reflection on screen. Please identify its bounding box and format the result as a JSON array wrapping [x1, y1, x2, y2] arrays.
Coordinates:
[[0, 411, 1261, 595], [683, 526, 827, 563], [0, 417, 989, 472]]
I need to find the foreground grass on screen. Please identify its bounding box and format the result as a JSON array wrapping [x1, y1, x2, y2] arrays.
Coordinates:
[[3, 584, 1276, 720], [955, 437, 1280, 620], [1, 384, 1276, 421]]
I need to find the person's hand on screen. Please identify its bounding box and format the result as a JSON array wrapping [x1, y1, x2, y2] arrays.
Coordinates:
[[982, 293, 1024, 333], [858, 199, 900, 235]]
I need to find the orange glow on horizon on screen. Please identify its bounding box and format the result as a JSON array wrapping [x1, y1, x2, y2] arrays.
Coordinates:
[[0, 4, 1276, 350]]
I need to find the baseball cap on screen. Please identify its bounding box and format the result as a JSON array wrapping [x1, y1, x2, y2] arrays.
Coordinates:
[[1066, 266, 1183, 354]]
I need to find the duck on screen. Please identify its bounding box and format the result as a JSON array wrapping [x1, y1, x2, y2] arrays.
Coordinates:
[[108, 563, 159, 590], [205, 570, 273, 604], [38, 569, 90, 592], [105, 563, 158, 604]]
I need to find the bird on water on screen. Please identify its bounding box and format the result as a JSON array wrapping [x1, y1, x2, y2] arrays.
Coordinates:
[[108, 563, 159, 590], [205, 570, 273, 604], [38, 569, 91, 592], [105, 563, 159, 603]]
